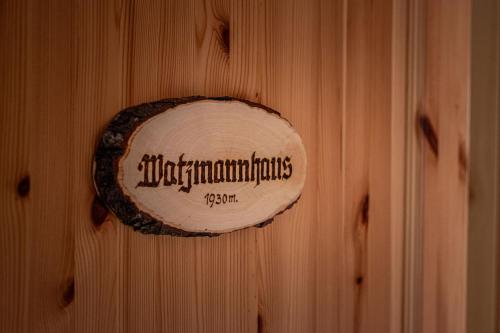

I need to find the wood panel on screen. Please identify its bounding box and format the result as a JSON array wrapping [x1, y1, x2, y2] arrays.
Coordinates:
[[0, 0, 74, 331], [255, 1, 320, 332], [421, 0, 470, 330], [344, 0, 398, 331], [406, 0, 470, 332], [73, 1, 126, 331], [0, 0, 470, 332], [468, 0, 500, 332]]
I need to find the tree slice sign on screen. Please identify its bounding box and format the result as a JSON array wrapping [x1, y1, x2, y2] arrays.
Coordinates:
[[93, 97, 307, 236]]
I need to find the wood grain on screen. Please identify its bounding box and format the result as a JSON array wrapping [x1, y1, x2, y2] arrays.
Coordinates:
[[341, 1, 399, 331], [0, 0, 470, 332], [468, 0, 500, 332], [0, 0, 74, 331], [255, 0, 319, 331], [416, 0, 470, 332]]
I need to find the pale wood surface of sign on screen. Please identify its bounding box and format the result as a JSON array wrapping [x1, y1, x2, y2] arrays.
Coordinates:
[[94, 97, 306, 235]]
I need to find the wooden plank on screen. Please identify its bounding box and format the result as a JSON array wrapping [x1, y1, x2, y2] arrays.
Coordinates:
[[468, 0, 500, 332], [417, 0, 470, 332], [0, 0, 74, 331], [72, 0, 127, 331], [256, 1, 405, 332], [314, 0, 345, 331], [0, 1, 32, 331], [255, 0, 321, 331], [341, 0, 397, 331], [398, 1, 471, 332]]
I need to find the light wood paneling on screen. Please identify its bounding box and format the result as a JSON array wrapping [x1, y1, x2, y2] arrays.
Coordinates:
[[73, 1, 127, 331], [422, 0, 470, 330], [0, 0, 74, 331], [255, 0, 321, 332], [0, 0, 470, 332], [468, 0, 500, 332], [409, 0, 471, 332], [341, 0, 398, 331]]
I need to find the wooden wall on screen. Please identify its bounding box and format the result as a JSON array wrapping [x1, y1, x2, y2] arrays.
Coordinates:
[[0, 0, 470, 332]]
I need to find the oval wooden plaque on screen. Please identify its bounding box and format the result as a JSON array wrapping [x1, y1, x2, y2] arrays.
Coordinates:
[[93, 97, 307, 236]]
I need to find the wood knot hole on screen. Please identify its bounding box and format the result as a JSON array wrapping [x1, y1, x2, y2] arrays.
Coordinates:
[[356, 276, 364, 285], [61, 278, 74, 307], [417, 114, 439, 157], [218, 21, 230, 54], [257, 313, 264, 333], [361, 194, 369, 225], [17, 175, 30, 197], [458, 141, 468, 181]]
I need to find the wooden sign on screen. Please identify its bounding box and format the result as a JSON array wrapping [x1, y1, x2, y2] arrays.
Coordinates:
[[93, 97, 307, 236]]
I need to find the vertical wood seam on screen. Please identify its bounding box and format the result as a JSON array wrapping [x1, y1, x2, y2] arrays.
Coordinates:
[[403, 0, 424, 332]]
